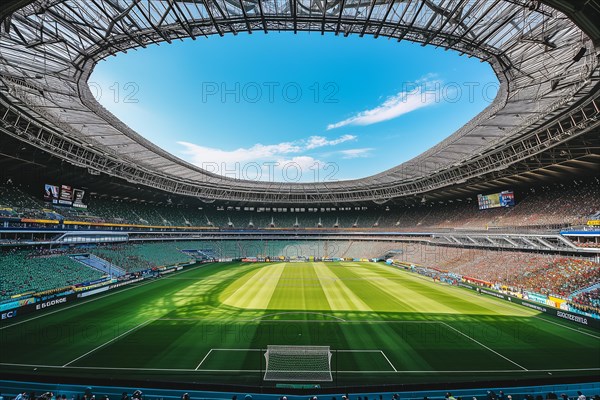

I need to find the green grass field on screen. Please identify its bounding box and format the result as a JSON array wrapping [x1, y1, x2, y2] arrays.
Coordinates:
[[1, 262, 599, 388]]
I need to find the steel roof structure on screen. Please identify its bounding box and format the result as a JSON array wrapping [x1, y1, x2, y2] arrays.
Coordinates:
[[0, 0, 598, 204]]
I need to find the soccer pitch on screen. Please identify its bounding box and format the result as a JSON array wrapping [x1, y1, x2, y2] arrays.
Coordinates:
[[1, 261, 599, 388]]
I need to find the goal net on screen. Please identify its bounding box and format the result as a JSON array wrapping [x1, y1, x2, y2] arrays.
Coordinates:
[[263, 345, 333, 382]]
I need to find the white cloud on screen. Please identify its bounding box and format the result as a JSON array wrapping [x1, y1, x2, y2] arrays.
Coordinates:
[[274, 156, 321, 182], [177, 134, 356, 182], [306, 134, 356, 149], [327, 76, 442, 130], [178, 141, 302, 165], [339, 148, 374, 159], [277, 156, 320, 170]]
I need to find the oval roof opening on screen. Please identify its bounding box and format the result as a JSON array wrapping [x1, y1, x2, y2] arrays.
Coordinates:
[[91, 32, 497, 182]]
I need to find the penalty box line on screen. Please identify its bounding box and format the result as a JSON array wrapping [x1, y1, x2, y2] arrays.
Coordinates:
[[194, 348, 397, 372], [195, 348, 264, 371], [195, 348, 263, 370], [379, 350, 397, 372], [336, 349, 397, 372], [195, 349, 213, 370]]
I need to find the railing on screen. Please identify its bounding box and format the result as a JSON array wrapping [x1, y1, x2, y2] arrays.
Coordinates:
[[0, 379, 599, 400]]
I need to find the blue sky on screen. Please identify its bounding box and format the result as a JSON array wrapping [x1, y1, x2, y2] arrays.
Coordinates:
[[91, 32, 498, 183]]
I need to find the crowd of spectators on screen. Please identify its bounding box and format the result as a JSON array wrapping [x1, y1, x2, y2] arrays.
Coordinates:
[[572, 241, 600, 249], [1, 178, 598, 230], [0, 247, 104, 300], [394, 243, 600, 303], [570, 288, 600, 314], [504, 258, 600, 298], [1, 389, 599, 400], [87, 243, 192, 272]]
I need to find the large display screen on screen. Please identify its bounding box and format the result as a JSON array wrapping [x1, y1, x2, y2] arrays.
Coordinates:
[[478, 190, 515, 210], [59, 185, 73, 206], [72, 188, 87, 209], [43, 184, 60, 204], [499, 190, 515, 207], [44, 184, 87, 208]]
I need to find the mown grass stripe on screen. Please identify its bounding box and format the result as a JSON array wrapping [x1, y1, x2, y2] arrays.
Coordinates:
[[266, 262, 331, 312], [220, 263, 286, 309], [312, 262, 371, 311], [347, 264, 459, 315], [375, 263, 533, 317]]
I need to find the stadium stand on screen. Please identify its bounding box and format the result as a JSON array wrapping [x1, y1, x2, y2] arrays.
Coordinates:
[[0, 239, 393, 295], [1, 178, 598, 230], [71, 254, 127, 277], [571, 288, 600, 315], [391, 243, 600, 298], [0, 249, 105, 300], [2, 237, 598, 311], [506, 258, 600, 298], [0, 185, 59, 221], [137, 239, 395, 260], [85, 243, 192, 273]]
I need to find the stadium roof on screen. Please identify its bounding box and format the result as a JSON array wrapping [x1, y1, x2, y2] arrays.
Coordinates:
[[0, 0, 599, 204]]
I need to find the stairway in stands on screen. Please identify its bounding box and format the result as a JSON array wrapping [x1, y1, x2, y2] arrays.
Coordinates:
[[70, 254, 126, 277]]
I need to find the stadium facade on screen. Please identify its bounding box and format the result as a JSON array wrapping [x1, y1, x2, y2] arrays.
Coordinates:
[[0, 0, 598, 204]]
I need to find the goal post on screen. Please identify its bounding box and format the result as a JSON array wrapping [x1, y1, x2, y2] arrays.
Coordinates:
[[263, 345, 333, 382]]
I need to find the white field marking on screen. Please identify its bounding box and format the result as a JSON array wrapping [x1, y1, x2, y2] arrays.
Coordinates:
[[210, 348, 263, 351], [335, 349, 385, 352], [195, 349, 213, 370], [380, 350, 398, 372], [62, 319, 154, 367], [202, 348, 397, 372], [208, 349, 383, 353], [157, 318, 438, 324], [441, 322, 528, 371], [315, 368, 581, 373], [532, 315, 600, 340], [251, 312, 347, 322], [160, 276, 236, 280], [2, 362, 599, 374], [0, 263, 207, 331], [0, 363, 256, 372]]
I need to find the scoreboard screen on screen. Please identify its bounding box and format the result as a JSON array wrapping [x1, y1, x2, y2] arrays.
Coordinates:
[[72, 188, 87, 209], [499, 191, 515, 207], [59, 185, 74, 206], [44, 184, 60, 204], [478, 190, 515, 210], [44, 183, 87, 208]]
